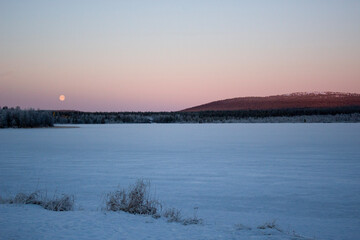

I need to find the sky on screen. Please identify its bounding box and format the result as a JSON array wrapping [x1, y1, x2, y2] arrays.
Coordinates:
[[0, 0, 359, 111]]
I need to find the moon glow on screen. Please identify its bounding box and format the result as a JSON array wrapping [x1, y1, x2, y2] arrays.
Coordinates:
[[59, 95, 66, 101]]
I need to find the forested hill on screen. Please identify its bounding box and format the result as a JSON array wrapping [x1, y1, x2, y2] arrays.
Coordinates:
[[182, 92, 360, 112]]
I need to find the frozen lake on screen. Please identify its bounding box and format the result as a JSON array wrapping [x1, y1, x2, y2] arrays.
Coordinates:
[[1, 124, 360, 240]]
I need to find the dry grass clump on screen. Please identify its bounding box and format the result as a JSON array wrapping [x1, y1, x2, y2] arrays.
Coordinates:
[[163, 207, 182, 223], [105, 179, 203, 225], [12, 192, 42, 205], [42, 195, 74, 211], [105, 179, 161, 216], [182, 217, 203, 225], [257, 220, 278, 230], [0, 191, 74, 211], [257, 220, 283, 233], [181, 207, 203, 225], [235, 223, 252, 230], [163, 207, 203, 225]]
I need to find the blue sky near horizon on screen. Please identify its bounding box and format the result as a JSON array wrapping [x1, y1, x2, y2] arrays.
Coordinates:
[[1, 0, 359, 111]]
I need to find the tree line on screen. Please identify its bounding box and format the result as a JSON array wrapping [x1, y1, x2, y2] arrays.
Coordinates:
[[0, 107, 54, 128], [1, 105, 359, 128], [54, 106, 360, 124]]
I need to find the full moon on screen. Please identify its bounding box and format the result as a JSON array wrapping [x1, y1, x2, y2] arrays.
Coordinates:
[[59, 95, 66, 101]]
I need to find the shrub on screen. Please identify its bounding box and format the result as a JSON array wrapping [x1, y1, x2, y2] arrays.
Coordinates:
[[42, 195, 74, 211], [182, 207, 203, 225], [235, 224, 252, 230], [10, 192, 42, 205], [163, 206, 203, 225], [182, 217, 203, 225], [0, 191, 74, 211], [257, 220, 282, 232], [257, 220, 277, 229], [105, 179, 203, 225], [105, 179, 161, 215], [12, 193, 31, 204], [163, 207, 182, 223]]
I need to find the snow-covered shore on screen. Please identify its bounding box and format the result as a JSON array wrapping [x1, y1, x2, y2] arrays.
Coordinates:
[[1, 124, 359, 239]]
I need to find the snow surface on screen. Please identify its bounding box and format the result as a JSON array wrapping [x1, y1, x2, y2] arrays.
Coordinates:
[[281, 91, 360, 97], [1, 124, 360, 240]]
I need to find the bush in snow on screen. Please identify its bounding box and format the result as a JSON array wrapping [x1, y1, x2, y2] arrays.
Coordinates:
[[234, 224, 252, 230], [105, 179, 203, 225], [163, 207, 203, 225], [181, 207, 203, 225], [163, 207, 182, 223], [182, 216, 203, 225], [0, 191, 74, 211], [257, 220, 282, 232], [105, 179, 161, 216], [42, 195, 74, 211], [0, 192, 42, 205], [11, 192, 42, 205]]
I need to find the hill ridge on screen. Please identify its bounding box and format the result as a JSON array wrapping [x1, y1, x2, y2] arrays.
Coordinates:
[[182, 92, 360, 112]]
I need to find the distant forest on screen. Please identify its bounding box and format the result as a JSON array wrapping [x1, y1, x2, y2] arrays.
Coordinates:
[[54, 106, 360, 124], [1, 106, 360, 128], [0, 107, 53, 128]]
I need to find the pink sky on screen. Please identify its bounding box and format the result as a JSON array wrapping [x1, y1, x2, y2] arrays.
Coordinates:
[[1, 1, 359, 111]]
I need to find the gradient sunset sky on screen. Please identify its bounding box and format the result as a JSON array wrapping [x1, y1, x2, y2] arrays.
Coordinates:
[[1, 0, 359, 111]]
